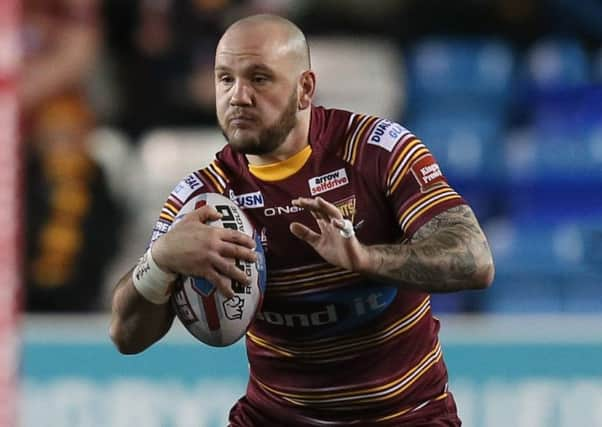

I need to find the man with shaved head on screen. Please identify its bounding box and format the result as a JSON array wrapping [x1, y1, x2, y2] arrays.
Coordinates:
[[214, 15, 313, 158], [111, 14, 493, 426]]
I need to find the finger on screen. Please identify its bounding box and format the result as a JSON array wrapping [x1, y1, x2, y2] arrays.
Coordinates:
[[315, 217, 330, 233], [315, 197, 343, 220], [206, 270, 234, 299], [220, 228, 256, 249], [219, 242, 258, 263], [213, 257, 250, 285], [294, 198, 328, 222], [290, 222, 321, 245], [292, 197, 319, 211], [184, 204, 222, 223], [332, 218, 347, 230], [308, 208, 326, 222], [293, 197, 342, 220]]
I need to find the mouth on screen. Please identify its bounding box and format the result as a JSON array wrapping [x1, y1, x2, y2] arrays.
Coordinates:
[[228, 109, 257, 124], [228, 116, 257, 130], [230, 116, 255, 122]]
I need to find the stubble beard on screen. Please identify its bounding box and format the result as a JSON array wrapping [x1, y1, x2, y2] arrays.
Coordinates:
[[221, 88, 299, 156]]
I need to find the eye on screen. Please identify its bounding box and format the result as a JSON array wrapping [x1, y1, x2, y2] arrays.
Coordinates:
[[252, 74, 270, 84], [218, 74, 234, 84]]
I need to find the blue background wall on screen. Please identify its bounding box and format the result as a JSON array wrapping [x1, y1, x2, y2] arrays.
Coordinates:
[[21, 315, 602, 427]]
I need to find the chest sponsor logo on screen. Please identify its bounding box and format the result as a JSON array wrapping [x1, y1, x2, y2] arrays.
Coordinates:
[[264, 204, 303, 217], [256, 292, 391, 328], [411, 154, 445, 191], [367, 120, 408, 152], [172, 173, 203, 202], [308, 168, 349, 196], [334, 196, 356, 223], [229, 190, 264, 208]]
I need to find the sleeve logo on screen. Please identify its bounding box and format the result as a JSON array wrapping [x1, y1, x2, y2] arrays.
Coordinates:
[[410, 154, 445, 191], [367, 120, 409, 152], [172, 173, 204, 202]]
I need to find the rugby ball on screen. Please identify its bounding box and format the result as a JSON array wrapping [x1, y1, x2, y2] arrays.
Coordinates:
[[170, 192, 266, 346]]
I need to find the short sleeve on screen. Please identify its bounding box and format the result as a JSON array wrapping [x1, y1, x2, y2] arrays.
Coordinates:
[[346, 115, 466, 240], [147, 171, 207, 247], [383, 134, 465, 238]]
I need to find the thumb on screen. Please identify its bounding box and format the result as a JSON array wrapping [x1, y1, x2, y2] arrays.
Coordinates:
[[290, 222, 320, 245], [187, 205, 222, 223]]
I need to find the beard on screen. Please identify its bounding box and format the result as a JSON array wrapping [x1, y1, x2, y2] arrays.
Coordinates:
[[220, 87, 298, 156]]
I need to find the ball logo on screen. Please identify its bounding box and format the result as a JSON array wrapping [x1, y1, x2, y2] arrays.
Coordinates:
[[172, 288, 199, 324], [223, 296, 245, 320], [215, 204, 252, 295], [170, 192, 266, 346], [191, 277, 215, 296]]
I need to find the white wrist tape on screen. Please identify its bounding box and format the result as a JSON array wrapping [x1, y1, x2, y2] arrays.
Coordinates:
[[132, 247, 177, 304], [339, 219, 355, 239]]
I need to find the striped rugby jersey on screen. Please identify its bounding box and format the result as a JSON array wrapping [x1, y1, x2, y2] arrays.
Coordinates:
[[150, 106, 465, 426]]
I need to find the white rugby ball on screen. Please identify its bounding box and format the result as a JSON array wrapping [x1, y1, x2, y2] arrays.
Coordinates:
[[170, 192, 266, 347]]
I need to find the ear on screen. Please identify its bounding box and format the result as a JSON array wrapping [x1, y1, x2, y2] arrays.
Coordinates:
[[298, 70, 316, 111]]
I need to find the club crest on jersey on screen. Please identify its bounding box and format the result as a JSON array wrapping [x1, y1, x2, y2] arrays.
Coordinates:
[[334, 196, 356, 223], [411, 154, 446, 192], [229, 189, 264, 208], [367, 120, 409, 152], [308, 168, 349, 196]]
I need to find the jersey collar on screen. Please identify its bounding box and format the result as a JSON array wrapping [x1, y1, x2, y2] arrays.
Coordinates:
[[248, 144, 312, 181]]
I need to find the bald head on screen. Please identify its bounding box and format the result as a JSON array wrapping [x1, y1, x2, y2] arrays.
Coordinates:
[[217, 14, 310, 71], [214, 14, 316, 162]]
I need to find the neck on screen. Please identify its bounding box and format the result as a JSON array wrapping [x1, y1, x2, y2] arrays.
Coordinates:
[[246, 111, 310, 166]]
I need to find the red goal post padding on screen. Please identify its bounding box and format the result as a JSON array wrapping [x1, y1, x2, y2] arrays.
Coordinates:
[[0, 0, 21, 426]]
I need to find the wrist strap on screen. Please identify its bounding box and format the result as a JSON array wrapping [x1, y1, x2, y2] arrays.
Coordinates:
[[132, 247, 177, 304]]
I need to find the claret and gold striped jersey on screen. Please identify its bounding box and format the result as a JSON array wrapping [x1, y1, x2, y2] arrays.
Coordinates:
[[150, 106, 465, 426]]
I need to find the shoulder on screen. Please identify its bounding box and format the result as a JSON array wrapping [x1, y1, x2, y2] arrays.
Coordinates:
[[310, 106, 416, 158], [309, 105, 354, 153], [165, 146, 235, 206], [336, 112, 427, 188], [342, 114, 417, 163]]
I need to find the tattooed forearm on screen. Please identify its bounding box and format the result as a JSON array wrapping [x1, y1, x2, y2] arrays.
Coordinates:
[[366, 205, 494, 292]]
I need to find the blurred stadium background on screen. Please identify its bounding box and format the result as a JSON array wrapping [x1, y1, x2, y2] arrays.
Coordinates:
[[1, 0, 602, 426]]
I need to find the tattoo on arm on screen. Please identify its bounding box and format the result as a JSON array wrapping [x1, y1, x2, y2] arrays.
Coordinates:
[[369, 205, 494, 292]]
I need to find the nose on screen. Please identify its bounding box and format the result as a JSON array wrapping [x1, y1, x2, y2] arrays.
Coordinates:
[[230, 79, 253, 107]]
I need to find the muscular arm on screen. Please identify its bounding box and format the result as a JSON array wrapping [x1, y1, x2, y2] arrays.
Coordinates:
[[291, 198, 494, 292], [109, 267, 175, 354], [366, 205, 494, 292], [109, 204, 257, 354]]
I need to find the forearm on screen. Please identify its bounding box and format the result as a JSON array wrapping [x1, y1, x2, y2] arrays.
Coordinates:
[[364, 206, 494, 292], [109, 267, 175, 354]]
